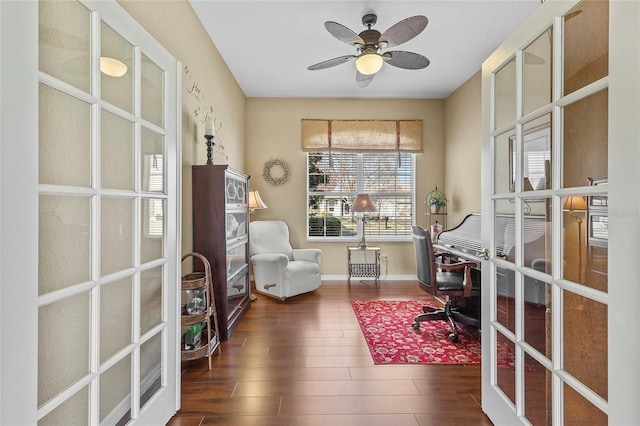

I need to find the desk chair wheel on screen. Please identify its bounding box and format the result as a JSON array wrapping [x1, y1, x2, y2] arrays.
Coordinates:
[[449, 333, 459, 342], [412, 322, 420, 330]]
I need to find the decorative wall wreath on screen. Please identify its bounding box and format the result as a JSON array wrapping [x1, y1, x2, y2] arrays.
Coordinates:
[[263, 158, 291, 187]]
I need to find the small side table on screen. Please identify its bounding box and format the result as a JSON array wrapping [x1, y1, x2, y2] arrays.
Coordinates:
[[347, 246, 381, 282]]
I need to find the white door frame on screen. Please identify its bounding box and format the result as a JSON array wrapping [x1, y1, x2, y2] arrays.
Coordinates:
[[607, 1, 640, 423], [0, 1, 182, 424], [0, 1, 40, 424], [480, 0, 640, 424]]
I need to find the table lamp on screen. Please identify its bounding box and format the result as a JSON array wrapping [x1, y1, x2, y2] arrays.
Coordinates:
[[563, 195, 586, 282], [248, 190, 268, 214], [352, 193, 376, 248]]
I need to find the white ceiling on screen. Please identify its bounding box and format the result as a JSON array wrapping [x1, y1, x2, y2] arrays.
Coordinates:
[[189, 1, 541, 99]]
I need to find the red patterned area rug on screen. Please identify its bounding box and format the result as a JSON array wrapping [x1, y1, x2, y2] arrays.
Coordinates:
[[352, 300, 498, 365]]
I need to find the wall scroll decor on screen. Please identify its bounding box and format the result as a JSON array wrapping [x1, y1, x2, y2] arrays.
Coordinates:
[[263, 158, 291, 187], [183, 64, 228, 162]]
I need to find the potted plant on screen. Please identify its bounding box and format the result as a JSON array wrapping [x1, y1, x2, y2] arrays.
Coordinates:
[[427, 188, 447, 214], [184, 323, 203, 350]]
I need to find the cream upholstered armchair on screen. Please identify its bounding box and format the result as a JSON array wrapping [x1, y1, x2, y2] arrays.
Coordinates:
[[249, 220, 322, 300]]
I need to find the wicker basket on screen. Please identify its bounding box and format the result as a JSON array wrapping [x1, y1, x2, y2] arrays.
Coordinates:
[[181, 272, 207, 290], [181, 342, 210, 361], [181, 310, 208, 326]]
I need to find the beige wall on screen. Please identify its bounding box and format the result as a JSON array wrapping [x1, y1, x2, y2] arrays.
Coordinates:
[[246, 98, 445, 276], [120, 0, 480, 277], [118, 0, 247, 258], [443, 71, 482, 227]]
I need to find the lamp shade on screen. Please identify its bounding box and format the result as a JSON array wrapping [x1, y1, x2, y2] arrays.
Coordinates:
[[563, 196, 586, 212], [249, 190, 268, 210], [352, 194, 376, 213], [355, 53, 383, 75]]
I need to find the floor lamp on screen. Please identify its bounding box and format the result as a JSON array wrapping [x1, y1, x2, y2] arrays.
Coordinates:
[[563, 196, 586, 282], [352, 194, 376, 248], [248, 190, 268, 302]]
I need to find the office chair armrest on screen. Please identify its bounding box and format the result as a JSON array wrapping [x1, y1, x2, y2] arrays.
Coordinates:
[[436, 260, 478, 271], [437, 261, 479, 297], [434, 251, 471, 265], [434, 251, 451, 261]]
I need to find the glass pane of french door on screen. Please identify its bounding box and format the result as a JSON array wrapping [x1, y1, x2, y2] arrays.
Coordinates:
[[483, 1, 609, 424], [37, 1, 177, 424]]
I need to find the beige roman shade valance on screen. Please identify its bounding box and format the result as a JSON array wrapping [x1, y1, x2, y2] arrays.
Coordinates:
[[301, 119, 423, 152]]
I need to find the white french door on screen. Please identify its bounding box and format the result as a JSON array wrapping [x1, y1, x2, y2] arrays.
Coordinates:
[[481, 0, 640, 424], [1, 1, 180, 424]]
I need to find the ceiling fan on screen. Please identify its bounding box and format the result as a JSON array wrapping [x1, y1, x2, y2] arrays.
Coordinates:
[[307, 14, 430, 87]]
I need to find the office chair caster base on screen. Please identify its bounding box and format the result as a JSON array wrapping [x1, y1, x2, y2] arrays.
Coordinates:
[[412, 322, 420, 330]]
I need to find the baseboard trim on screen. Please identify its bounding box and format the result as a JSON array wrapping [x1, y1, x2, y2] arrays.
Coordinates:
[[101, 364, 161, 426], [251, 274, 418, 282], [321, 275, 417, 281]]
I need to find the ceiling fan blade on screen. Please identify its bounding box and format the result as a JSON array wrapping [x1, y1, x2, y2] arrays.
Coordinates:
[[307, 55, 356, 71], [380, 15, 428, 48], [384, 51, 430, 70], [324, 21, 364, 46], [356, 71, 375, 88]]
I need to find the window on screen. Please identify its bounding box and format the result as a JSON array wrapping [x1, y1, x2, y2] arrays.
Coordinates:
[[509, 124, 551, 191], [143, 154, 164, 237], [307, 152, 415, 241]]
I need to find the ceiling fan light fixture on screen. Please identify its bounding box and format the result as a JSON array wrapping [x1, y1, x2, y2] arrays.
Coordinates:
[[356, 53, 383, 75]]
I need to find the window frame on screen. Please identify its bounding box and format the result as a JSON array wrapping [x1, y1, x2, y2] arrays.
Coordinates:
[[306, 152, 416, 243]]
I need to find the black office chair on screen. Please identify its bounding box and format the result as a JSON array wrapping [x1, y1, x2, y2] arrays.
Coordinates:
[[411, 225, 481, 342]]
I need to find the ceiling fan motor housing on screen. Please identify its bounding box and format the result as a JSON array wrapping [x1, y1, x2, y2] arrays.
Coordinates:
[[359, 29, 382, 48]]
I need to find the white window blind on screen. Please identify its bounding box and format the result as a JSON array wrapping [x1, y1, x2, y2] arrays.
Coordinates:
[[307, 152, 415, 240], [143, 154, 164, 236]]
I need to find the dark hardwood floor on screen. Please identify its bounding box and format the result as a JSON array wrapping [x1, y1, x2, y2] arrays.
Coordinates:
[[168, 280, 492, 425]]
